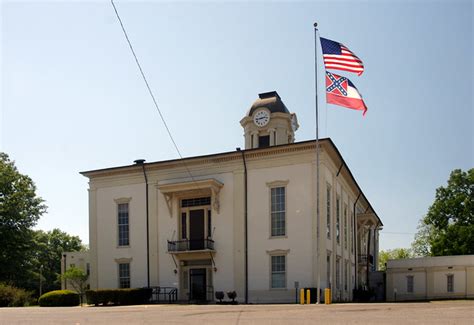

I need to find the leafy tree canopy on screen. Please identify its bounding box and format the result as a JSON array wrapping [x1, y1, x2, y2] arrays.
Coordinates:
[[378, 248, 413, 270], [0, 153, 86, 295], [412, 168, 473, 256], [34, 229, 86, 294], [0, 153, 47, 286]]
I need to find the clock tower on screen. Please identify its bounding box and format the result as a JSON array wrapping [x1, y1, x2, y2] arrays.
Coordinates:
[[240, 91, 298, 149]]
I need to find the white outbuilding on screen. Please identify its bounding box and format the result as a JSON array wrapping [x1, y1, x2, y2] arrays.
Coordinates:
[[386, 255, 474, 301]]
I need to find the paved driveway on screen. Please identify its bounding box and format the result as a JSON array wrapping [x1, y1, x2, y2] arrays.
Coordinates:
[[1, 300, 473, 324]]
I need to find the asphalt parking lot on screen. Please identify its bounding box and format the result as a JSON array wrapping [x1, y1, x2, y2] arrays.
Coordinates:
[[1, 300, 473, 325]]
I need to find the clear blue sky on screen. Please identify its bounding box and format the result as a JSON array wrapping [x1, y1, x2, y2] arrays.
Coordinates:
[[2, 0, 472, 251]]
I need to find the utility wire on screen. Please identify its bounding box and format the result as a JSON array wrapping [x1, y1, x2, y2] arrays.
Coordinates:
[[110, 0, 199, 185]]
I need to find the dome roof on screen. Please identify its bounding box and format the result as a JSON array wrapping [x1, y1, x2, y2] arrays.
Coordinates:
[[247, 91, 290, 116]]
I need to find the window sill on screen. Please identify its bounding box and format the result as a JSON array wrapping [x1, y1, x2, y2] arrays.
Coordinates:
[[117, 245, 130, 249], [269, 235, 288, 239], [270, 287, 288, 291]]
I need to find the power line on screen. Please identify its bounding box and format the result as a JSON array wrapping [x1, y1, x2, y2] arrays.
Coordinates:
[[380, 231, 416, 235], [110, 0, 198, 185]]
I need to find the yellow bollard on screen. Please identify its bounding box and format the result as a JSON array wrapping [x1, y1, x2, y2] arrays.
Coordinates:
[[300, 288, 305, 304], [306, 289, 311, 304], [324, 288, 331, 304]]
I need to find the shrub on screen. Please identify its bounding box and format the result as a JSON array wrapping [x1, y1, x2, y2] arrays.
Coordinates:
[[215, 291, 224, 303], [85, 288, 152, 306], [0, 283, 32, 307], [38, 290, 80, 307], [226, 291, 237, 302]]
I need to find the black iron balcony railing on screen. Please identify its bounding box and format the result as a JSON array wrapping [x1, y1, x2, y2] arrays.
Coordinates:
[[167, 239, 215, 252]]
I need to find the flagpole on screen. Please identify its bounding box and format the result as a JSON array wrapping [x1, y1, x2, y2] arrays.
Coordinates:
[[314, 22, 321, 305]]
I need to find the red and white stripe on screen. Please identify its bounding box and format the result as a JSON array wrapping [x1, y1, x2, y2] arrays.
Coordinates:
[[323, 46, 364, 75]]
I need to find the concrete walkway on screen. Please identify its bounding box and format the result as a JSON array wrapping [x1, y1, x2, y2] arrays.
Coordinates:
[[1, 300, 473, 324]]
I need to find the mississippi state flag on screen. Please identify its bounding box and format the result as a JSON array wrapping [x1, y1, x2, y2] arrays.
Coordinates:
[[326, 71, 367, 116], [320, 37, 364, 75]]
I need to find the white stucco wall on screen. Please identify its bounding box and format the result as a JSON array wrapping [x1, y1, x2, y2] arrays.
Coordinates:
[[96, 183, 147, 289], [247, 162, 314, 303]]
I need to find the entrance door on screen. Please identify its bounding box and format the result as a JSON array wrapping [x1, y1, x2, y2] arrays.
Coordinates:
[[189, 268, 207, 301], [189, 209, 205, 250]]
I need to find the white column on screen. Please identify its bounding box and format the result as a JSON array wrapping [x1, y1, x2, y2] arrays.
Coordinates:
[[252, 131, 258, 148], [244, 131, 251, 149], [268, 128, 275, 146]]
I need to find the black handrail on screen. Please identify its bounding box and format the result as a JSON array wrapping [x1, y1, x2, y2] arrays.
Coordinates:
[[150, 286, 178, 303], [167, 239, 215, 252]]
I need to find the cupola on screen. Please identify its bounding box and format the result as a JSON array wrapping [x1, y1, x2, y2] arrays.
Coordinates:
[[240, 91, 298, 149]]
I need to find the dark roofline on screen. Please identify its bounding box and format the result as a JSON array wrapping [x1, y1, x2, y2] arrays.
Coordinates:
[[80, 138, 381, 225], [259, 91, 281, 99], [326, 138, 383, 226]]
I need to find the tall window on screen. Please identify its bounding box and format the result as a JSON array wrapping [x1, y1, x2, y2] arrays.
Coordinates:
[[259, 135, 270, 148], [344, 205, 348, 249], [407, 275, 414, 293], [181, 212, 187, 239], [336, 257, 341, 290], [271, 255, 286, 289], [271, 187, 286, 237], [118, 263, 130, 288], [326, 185, 331, 239], [118, 203, 129, 246], [447, 274, 454, 292], [336, 196, 340, 244], [344, 260, 349, 291], [351, 211, 354, 252], [326, 253, 331, 288]]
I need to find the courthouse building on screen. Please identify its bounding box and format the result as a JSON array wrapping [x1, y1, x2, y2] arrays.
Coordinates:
[[81, 91, 382, 303]]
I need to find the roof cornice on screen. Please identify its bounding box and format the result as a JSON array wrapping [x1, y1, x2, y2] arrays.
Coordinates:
[[79, 138, 381, 225]]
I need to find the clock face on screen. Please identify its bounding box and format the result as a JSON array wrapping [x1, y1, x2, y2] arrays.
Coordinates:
[[253, 109, 270, 127]]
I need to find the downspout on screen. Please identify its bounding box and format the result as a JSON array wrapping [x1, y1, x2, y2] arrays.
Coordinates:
[[353, 193, 361, 291], [237, 148, 248, 304], [134, 159, 150, 288]]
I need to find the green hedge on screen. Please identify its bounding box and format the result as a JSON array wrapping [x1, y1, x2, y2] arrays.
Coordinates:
[[38, 290, 80, 307], [0, 283, 32, 307], [85, 288, 152, 306]]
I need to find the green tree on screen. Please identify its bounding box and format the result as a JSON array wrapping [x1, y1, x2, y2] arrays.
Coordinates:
[[34, 229, 86, 294], [0, 153, 47, 288], [378, 248, 413, 271], [411, 219, 434, 257], [60, 267, 88, 305], [413, 168, 474, 256]]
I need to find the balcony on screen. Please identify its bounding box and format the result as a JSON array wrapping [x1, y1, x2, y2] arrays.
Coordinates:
[[167, 239, 215, 253], [358, 254, 374, 265]]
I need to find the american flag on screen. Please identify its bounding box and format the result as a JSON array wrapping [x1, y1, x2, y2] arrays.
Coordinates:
[[320, 37, 364, 75]]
